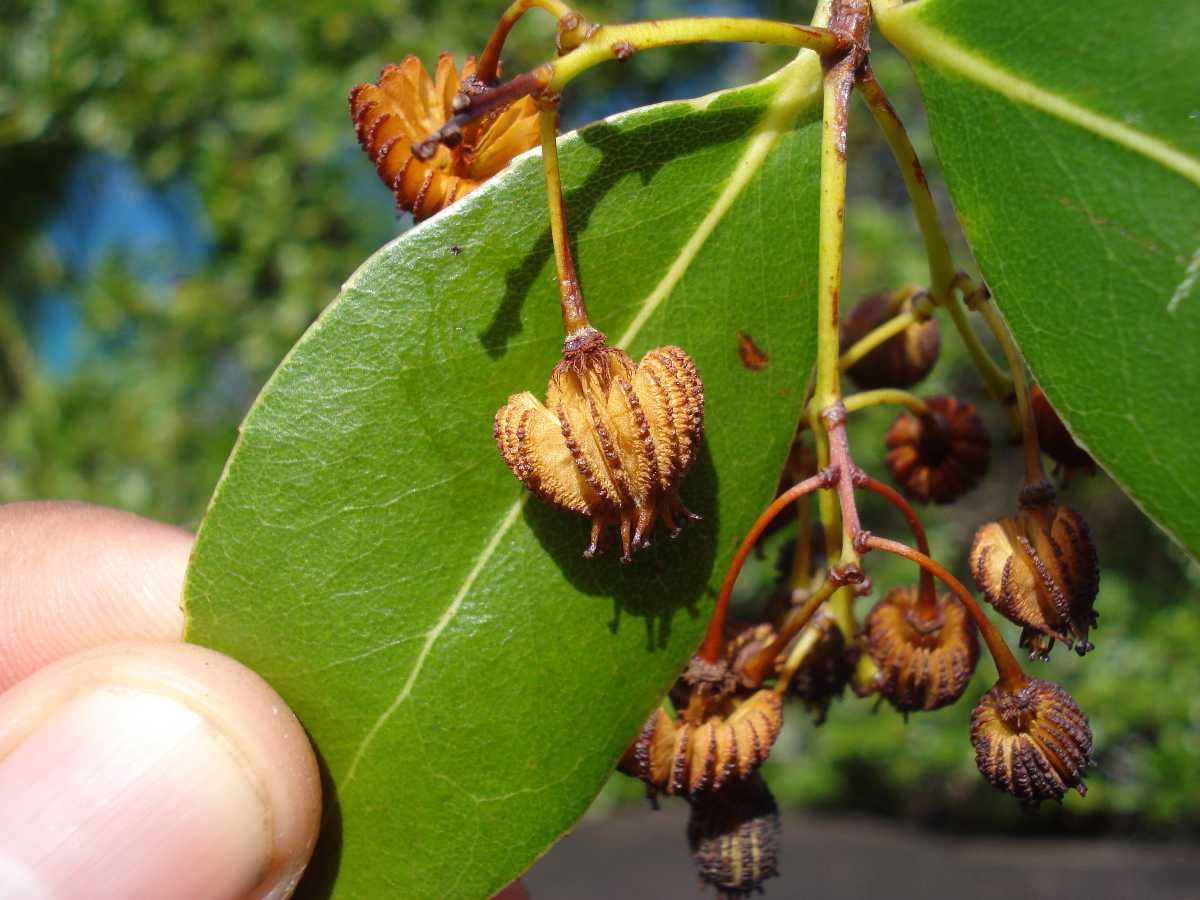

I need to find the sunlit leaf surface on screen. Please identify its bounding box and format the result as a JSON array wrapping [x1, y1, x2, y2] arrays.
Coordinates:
[[185, 56, 824, 898], [881, 0, 1200, 554]]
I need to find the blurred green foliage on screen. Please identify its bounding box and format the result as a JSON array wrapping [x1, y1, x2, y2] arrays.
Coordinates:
[[2, 0, 1197, 832]]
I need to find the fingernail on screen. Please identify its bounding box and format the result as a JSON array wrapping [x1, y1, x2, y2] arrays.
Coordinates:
[[0, 686, 271, 900]]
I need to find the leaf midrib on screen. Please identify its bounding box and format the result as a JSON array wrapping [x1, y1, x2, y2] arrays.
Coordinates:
[[877, 3, 1200, 186], [337, 53, 824, 790]]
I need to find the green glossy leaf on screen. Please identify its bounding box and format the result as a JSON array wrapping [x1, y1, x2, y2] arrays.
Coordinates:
[[184, 56, 823, 898], [880, 0, 1200, 553]]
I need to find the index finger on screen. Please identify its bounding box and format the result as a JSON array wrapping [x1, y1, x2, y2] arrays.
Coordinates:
[[0, 501, 191, 691]]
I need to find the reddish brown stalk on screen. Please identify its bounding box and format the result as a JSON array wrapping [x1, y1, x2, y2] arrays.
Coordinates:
[[820, 402, 864, 555], [859, 477, 937, 614], [699, 471, 834, 664], [859, 534, 1027, 691], [477, 0, 579, 84]]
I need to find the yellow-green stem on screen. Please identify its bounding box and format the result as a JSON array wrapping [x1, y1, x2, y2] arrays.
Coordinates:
[[812, 413, 842, 585], [548, 17, 844, 89], [978, 300, 1046, 486], [855, 65, 1013, 404], [837, 294, 932, 373], [740, 577, 837, 687], [840, 310, 911, 371], [537, 101, 592, 339], [769, 578, 840, 691], [885, 284, 919, 315], [842, 387, 928, 417], [814, 61, 854, 409], [828, 586, 857, 640], [428, 14, 840, 160], [812, 32, 863, 632]]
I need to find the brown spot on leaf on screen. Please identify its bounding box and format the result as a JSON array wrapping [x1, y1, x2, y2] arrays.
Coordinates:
[[737, 331, 769, 371]]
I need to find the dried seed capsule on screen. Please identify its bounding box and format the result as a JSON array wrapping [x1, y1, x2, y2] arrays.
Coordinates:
[[864, 585, 979, 712], [969, 487, 1099, 658], [839, 290, 940, 390], [349, 54, 538, 221], [494, 332, 704, 560], [1030, 385, 1095, 482], [970, 677, 1092, 805], [885, 395, 990, 504], [618, 690, 783, 797], [777, 609, 855, 724], [687, 774, 780, 898]]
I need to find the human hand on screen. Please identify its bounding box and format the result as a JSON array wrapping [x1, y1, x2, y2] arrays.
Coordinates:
[[0, 501, 321, 899], [0, 501, 532, 900]]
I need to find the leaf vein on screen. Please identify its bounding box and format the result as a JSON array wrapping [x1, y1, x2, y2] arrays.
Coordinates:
[[879, 10, 1200, 186]]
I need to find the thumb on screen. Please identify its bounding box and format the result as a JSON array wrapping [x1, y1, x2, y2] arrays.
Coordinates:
[[0, 642, 321, 900]]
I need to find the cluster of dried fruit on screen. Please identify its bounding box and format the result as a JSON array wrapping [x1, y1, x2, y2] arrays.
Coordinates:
[[349, 13, 1106, 896], [605, 284, 1102, 896]]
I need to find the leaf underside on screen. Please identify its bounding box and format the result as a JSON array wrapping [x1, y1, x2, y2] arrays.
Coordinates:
[[184, 61, 824, 898], [884, 0, 1200, 555]]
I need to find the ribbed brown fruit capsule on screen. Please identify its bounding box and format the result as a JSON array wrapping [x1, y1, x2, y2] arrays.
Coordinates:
[[687, 774, 780, 898], [494, 332, 704, 560], [971, 677, 1092, 805], [864, 585, 979, 712], [969, 489, 1099, 658], [1030, 386, 1095, 482], [349, 54, 538, 221], [777, 609, 855, 724], [618, 690, 782, 797], [885, 395, 989, 504], [839, 290, 940, 389]]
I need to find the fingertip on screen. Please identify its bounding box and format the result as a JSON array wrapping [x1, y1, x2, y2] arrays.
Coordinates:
[[0, 642, 321, 900], [0, 501, 192, 689]]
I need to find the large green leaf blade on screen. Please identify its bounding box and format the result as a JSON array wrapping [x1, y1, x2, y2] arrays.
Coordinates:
[[880, 0, 1200, 553], [184, 58, 823, 899]]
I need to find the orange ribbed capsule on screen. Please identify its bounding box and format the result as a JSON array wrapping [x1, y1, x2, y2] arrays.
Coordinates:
[[619, 690, 782, 798], [349, 54, 538, 220], [971, 677, 1093, 805], [885, 394, 989, 504], [494, 333, 704, 560], [864, 585, 979, 712], [969, 486, 1099, 658]]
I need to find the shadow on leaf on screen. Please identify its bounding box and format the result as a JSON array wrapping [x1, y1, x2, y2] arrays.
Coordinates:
[[293, 738, 343, 900], [521, 442, 719, 653], [480, 102, 763, 357]]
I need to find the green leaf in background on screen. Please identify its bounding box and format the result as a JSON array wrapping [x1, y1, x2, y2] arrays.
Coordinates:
[[878, 0, 1200, 554], [184, 55, 823, 898]]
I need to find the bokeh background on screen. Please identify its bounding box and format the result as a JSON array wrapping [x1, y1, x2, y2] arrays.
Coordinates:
[[4, 0, 1198, 892]]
